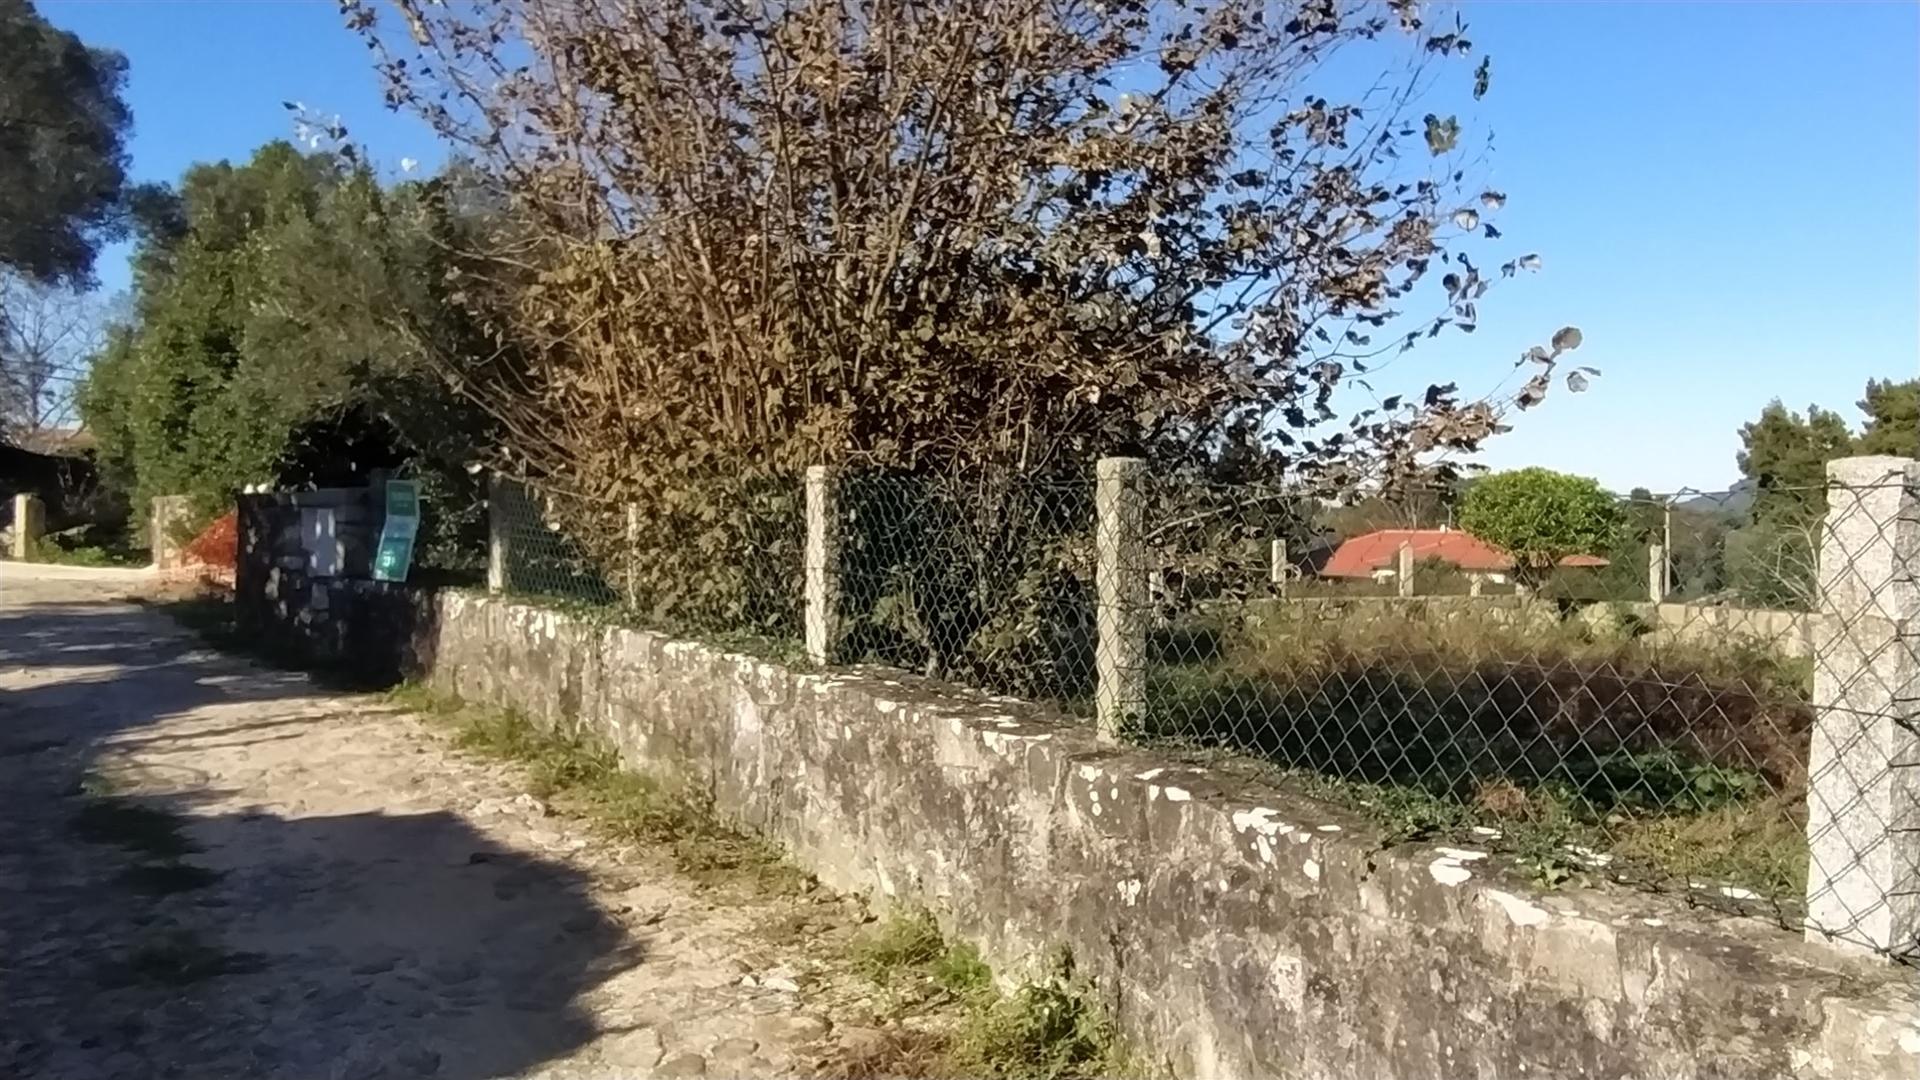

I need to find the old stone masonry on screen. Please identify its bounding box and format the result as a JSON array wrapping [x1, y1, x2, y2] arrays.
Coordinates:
[[0, 567, 880, 1080]]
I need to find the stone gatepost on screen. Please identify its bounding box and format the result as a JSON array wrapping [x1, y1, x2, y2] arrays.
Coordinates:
[[12, 493, 45, 560]]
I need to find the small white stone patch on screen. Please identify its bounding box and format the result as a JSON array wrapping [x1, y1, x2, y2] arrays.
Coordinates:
[[1118, 879, 1143, 907], [1428, 848, 1486, 887], [1717, 885, 1761, 902], [1641, 918, 1665, 928], [1254, 837, 1274, 864], [1316, 824, 1342, 833], [1471, 826, 1503, 839], [1162, 787, 1192, 802], [841, 724, 852, 740], [875, 699, 898, 714], [1569, 845, 1615, 868], [1485, 890, 1550, 928], [1898, 1028, 1920, 1055], [1149, 785, 1161, 801], [1078, 765, 1105, 782], [1303, 859, 1320, 882], [1232, 807, 1290, 837], [1134, 768, 1166, 781]]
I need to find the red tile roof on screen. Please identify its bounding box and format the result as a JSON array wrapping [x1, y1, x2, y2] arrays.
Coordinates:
[[1319, 528, 1608, 578]]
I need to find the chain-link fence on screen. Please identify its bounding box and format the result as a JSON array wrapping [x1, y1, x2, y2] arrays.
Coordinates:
[[489, 474, 804, 655], [1136, 476, 1818, 923], [475, 458, 1914, 960]]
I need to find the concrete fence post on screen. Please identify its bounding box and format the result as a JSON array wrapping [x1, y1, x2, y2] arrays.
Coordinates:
[[1270, 539, 1288, 596], [486, 474, 509, 594], [12, 493, 44, 560], [1396, 541, 1415, 598], [624, 503, 641, 607], [804, 465, 841, 666], [1647, 543, 1665, 603], [1804, 455, 1920, 960], [1095, 457, 1149, 742]]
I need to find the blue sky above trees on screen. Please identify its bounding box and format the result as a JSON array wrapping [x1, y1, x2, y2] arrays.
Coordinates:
[[45, 0, 1919, 493]]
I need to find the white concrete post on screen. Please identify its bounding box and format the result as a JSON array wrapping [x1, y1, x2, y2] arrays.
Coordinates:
[[804, 465, 840, 666], [486, 474, 509, 594], [1648, 543, 1666, 603], [1804, 455, 1920, 960], [624, 503, 641, 607], [1396, 541, 1415, 598], [1096, 457, 1149, 742], [1270, 539, 1288, 596], [12, 493, 44, 560]]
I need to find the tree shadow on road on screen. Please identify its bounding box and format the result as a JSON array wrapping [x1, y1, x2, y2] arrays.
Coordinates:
[[0, 598, 642, 1080]]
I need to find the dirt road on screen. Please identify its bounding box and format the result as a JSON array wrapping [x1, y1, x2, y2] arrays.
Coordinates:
[[0, 565, 877, 1079]]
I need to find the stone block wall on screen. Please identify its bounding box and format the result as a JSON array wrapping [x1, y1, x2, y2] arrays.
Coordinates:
[[249, 581, 1920, 1079]]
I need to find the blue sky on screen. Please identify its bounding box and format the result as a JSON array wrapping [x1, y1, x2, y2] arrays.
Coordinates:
[[41, 0, 1920, 494]]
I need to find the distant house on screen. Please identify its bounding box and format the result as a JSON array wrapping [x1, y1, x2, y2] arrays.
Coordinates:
[[1319, 527, 1607, 584]]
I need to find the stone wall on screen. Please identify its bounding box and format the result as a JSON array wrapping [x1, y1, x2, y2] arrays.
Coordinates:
[[250, 582, 1920, 1079]]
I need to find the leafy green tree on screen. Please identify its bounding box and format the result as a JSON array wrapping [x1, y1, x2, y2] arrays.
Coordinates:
[[0, 0, 136, 286], [1735, 401, 1852, 525], [1855, 378, 1918, 459], [1457, 467, 1623, 590], [79, 142, 493, 565]]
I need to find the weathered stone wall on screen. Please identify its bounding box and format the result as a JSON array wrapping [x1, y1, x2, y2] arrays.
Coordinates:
[[254, 584, 1920, 1079]]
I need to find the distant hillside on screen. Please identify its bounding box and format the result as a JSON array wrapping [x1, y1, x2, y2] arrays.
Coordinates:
[[1675, 479, 1754, 518]]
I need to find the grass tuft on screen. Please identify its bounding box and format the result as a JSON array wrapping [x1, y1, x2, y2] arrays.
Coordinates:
[[838, 913, 1127, 1080], [391, 683, 813, 896]]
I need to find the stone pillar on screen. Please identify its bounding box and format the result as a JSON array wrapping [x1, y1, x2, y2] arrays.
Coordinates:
[[804, 465, 840, 666], [1648, 543, 1666, 602], [1096, 457, 1149, 742], [1804, 455, 1920, 960], [486, 474, 509, 594], [1270, 539, 1288, 596], [1396, 541, 1415, 598], [12, 494, 44, 560]]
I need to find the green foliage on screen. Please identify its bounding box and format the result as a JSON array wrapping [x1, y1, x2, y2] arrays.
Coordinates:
[[1456, 468, 1623, 588], [78, 143, 492, 558], [0, 0, 138, 286], [848, 913, 1125, 1080], [1855, 378, 1919, 459], [1736, 400, 1852, 526]]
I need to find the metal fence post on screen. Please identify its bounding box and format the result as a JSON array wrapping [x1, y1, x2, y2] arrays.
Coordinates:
[[804, 465, 841, 666], [1096, 457, 1149, 742], [486, 474, 509, 594], [1804, 455, 1920, 959]]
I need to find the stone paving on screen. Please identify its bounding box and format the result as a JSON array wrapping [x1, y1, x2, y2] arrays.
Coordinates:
[[0, 565, 887, 1079]]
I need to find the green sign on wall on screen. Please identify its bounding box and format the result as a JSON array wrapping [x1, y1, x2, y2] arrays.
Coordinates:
[[372, 479, 420, 583]]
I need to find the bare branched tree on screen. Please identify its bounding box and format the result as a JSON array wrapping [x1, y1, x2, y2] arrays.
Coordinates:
[[347, 0, 1581, 489], [343, 0, 1589, 662], [0, 271, 105, 445]]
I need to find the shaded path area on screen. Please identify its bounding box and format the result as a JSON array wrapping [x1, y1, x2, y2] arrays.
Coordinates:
[[0, 567, 871, 1079]]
